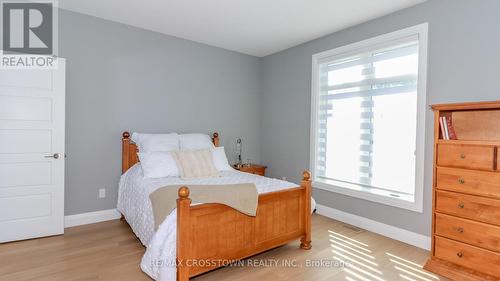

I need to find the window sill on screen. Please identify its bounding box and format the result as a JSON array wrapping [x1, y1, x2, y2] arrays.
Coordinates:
[[313, 178, 423, 213]]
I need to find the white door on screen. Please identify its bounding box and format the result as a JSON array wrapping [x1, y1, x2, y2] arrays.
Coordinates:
[[0, 59, 65, 243]]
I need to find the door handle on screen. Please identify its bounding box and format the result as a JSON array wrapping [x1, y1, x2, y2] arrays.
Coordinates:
[[45, 153, 60, 159]]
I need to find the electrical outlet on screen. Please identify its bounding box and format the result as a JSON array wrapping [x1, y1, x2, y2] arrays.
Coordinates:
[[98, 188, 106, 199]]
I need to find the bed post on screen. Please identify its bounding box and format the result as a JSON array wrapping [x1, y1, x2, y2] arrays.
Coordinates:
[[122, 132, 130, 174], [177, 186, 191, 281], [212, 132, 219, 147], [300, 171, 312, 250]]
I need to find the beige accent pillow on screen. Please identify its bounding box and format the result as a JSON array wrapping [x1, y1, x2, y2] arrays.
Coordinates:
[[172, 149, 219, 179]]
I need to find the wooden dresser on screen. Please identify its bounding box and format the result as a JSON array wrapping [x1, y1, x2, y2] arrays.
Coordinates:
[[424, 101, 500, 280]]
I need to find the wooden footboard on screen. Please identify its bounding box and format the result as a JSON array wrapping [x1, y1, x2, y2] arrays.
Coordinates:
[[176, 171, 312, 280]]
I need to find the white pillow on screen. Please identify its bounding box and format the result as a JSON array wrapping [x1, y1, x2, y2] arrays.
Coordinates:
[[179, 134, 214, 150], [212, 147, 233, 171], [138, 151, 180, 178], [132, 133, 179, 152]]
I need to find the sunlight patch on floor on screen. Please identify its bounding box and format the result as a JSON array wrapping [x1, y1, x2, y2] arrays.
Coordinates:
[[400, 274, 422, 281], [330, 230, 385, 281], [329, 230, 441, 281], [329, 230, 369, 247], [332, 251, 382, 274], [331, 244, 378, 266], [329, 239, 375, 259], [329, 234, 373, 253], [386, 252, 442, 281]]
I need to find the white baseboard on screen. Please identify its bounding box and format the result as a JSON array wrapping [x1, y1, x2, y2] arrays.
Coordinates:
[[64, 209, 121, 228], [316, 204, 431, 250]]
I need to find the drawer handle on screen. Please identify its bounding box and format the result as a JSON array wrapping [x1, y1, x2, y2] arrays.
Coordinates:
[[460, 154, 466, 159], [458, 202, 465, 208], [457, 251, 464, 258], [458, 178, 465, 184], [456, 227, 464, 233]]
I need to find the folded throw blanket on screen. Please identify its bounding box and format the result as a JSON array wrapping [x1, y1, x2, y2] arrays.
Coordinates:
[[149, 183, 258, 229]]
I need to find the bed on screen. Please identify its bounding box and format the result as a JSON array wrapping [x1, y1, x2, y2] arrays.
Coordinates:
[[117, 132, 312, 281]]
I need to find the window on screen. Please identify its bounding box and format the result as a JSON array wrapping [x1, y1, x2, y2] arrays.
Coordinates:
[[310, 24, 428, 212]]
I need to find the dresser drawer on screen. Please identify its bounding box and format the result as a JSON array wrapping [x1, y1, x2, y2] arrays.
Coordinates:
[[437, 167, 500, 198], [434, 236, 500, 278], [435, 213, 500, 252], [435, 190, 500, 226], [437, 144, 494, 171]]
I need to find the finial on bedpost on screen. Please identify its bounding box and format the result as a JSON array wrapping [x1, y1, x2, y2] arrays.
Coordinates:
[[302, 170, 311, 181], [178, 186, 190, 199], [212, 132, 220, 147], [122, 132, 131, 174]]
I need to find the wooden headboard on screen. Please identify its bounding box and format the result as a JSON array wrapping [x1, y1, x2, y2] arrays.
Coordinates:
[[121, 131, 220, 174]]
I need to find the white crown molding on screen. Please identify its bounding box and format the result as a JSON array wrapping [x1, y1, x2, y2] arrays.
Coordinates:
[[65, 209, 121, 228], [316, 204, 430, 250]]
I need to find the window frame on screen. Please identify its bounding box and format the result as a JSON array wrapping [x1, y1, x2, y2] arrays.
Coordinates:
[[310, 23, 428, 213]]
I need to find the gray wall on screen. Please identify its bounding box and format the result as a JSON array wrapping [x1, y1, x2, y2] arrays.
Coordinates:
[[260, 0, 500, 236], [60, 10, 262, 215]]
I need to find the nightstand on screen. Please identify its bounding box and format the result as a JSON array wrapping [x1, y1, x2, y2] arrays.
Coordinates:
[[234, 164, 267, 176]]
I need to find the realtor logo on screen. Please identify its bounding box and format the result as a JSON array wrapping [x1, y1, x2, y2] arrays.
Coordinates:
[[1, 0, 58, 69], [2, 1, 53, 54]]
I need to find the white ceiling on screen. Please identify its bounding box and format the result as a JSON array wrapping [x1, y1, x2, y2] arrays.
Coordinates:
[[59, 0, 426, 57]]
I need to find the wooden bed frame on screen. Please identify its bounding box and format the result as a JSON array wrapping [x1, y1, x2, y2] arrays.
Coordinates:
[[121, 132, 312, 280]]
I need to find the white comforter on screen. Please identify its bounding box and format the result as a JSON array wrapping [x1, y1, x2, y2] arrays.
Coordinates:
[[117, 164, 314, 281]]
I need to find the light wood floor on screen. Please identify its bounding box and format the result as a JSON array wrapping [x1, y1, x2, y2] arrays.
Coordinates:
[[0, 214, 448, 281]]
